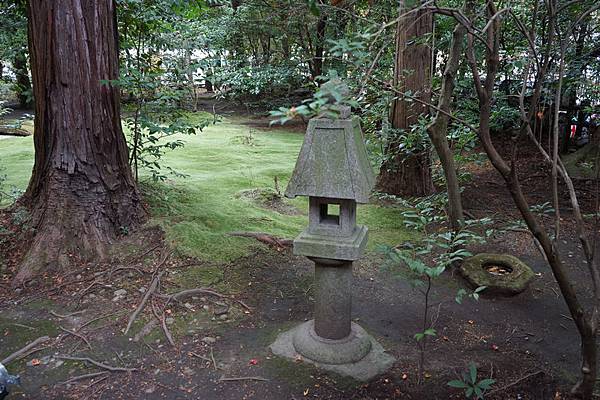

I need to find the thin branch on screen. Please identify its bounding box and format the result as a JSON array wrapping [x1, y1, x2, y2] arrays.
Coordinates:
[[486, 370, 544, 396], [60, 372, 109, 386], [49, 310, 87, 319], [218, 376, 269, 382], [56, 356, 137, 372], [371, 76, 478, 134], [1, 336, 51, 365], [59, 326, 92, 350]]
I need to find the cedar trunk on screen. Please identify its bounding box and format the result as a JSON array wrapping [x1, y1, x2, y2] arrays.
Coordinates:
[[377, 3, 434, 197], [16, 0, 145, 283]]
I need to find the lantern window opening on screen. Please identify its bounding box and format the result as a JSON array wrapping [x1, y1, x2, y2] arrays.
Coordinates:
[[319, 203, 341, 226]]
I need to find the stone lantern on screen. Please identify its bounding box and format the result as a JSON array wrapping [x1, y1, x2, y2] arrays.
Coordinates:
[[270, 95, 394, 381]]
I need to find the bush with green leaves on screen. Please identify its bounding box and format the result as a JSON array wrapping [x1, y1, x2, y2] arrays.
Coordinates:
[[380, 195, 493, 383], [108, 0, 217, 182], [0, 100, 9, 121], [214, 64, 305, 101], [448, 363, 495, 399], [270, 74, 359, 124]]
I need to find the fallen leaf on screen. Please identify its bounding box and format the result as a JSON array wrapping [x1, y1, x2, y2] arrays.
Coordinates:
[[303, 388, 309, 396]]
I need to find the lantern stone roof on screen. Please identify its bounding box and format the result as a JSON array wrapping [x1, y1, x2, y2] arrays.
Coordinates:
[[285, 116, 375, 203]]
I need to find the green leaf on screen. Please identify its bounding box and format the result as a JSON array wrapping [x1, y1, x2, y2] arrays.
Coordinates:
[[307, 0, 320, 16], [455, 288, 466, 304], [469, 363, 477, 384], [424, 328, 437, 337], [477, 378, 495, 389], [447, 380, 469, 389]]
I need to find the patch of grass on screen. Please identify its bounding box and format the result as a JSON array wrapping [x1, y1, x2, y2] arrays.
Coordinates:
[[0, 115, 412, 262], [171, 265, 225, 291], [0, 136, 33, 207]]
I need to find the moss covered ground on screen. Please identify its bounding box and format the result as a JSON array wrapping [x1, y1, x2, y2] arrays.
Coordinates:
[[0, 114, 411, 262]]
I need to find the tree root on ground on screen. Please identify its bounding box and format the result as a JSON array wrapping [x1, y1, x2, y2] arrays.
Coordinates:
[[228, 231, 292, 250]]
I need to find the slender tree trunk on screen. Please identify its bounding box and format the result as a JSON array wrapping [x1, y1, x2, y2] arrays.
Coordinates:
[[282, 37, 290, 61], [16, 0, 145, 284], [376, 2, 434, 197], [562, 22, 588, 153], [574, 330, 598, 398], [13, 52, 32, 109], [427, 22, 465, 231], [465, 2, 598, 397], [312, 14, 327, 80]]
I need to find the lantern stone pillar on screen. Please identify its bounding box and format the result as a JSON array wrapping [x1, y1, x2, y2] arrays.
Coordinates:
[[269, 95, 395, 381]]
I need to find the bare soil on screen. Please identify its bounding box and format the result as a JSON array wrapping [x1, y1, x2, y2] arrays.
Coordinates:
[[0, 220, 588, 400]]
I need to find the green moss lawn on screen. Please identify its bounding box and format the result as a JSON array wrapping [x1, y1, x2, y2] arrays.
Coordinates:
[[0, 115, 410, 262]]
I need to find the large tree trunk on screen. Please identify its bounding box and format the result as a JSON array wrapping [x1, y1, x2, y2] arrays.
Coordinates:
[[376, 2, 434, 197], [16, 0, 145, 284]]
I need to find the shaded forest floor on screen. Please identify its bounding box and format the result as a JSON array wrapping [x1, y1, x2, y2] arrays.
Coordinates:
[[0, 112, 595, 399]]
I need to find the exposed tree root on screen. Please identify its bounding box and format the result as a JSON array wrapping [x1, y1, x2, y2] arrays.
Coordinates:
[[124, 271, 163, 335], [1, 336, 51, 365], [160, 287, 252, 312], [228, 231, 293, 250]]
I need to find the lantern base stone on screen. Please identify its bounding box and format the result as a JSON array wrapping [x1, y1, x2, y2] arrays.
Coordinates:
[[293, 320, 371, 364], [269, 320, 395, 381], [293, 225, 368, 261]]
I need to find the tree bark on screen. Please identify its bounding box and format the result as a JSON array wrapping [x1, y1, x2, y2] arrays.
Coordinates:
[[572, 330, 598, 398], [376, 2, 434, 197], [16, 0, 145, 284], [312, 14, 327, 80], [427, 22, 465, 231]]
